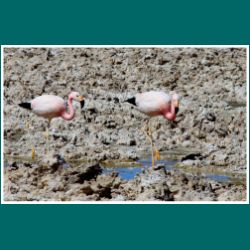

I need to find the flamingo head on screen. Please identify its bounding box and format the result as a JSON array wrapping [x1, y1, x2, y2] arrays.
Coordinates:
[[69, 91, 85, 108]]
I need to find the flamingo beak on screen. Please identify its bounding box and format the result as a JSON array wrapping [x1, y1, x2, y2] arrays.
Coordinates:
[[173, 100, 179, 114], [80, 100, 85, 109], [77, 96, 85, 109], [175, 106, 179, 114]]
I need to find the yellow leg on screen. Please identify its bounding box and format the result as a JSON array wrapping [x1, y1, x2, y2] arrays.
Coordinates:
[[141, 120, 161, 168], [25, 121, 30, 130], [153, 146, 161, 161], [147, 126, 161, 167], [148, 130, 155, 168], [44, 127, 49, 141], [31, 146, 36, 161], [25, 120, 35, 160], [44, 119, 51, 154]]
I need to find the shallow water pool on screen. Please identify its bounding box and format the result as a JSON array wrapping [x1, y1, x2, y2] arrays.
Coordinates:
[[102, 159, 177, 180], [102, 158, 239, 183]]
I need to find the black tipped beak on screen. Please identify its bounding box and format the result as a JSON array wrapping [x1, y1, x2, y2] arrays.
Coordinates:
[[175, 107, 179, 114], [80, 100, 85, 109]]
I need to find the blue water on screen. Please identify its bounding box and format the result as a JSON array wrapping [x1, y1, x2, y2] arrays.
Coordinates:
[[102, 159, 233, 183], [103, 167, 143, 180], [102, 159, 177, 180], [205, 174, 230, 183]]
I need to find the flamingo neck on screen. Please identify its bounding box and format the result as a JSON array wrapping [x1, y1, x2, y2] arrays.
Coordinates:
[[61, 97, 75, 121], [164, 101, 176, 121]]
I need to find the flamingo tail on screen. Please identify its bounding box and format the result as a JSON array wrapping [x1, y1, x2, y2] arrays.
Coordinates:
[[19, 102, 31, 110], [125, 97, 136, 106]]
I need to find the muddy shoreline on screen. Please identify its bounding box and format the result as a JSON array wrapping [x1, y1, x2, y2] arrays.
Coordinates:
[[3, 47, 247, 201], [4, 155, 246, 201]]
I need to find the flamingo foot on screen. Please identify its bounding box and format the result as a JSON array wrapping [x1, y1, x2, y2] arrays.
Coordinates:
[[44, 129, 49, 141], [152, 157, 155, 168], [25, 121, 30, 130], [31, 146, 36, 160], [154, 149, 161, 161]]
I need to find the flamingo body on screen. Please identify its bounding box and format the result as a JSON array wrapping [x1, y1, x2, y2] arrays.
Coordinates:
[[127, 91, 179, 121], [31, 95, 66, 120], [136, 91, 172, 117], [19, 91, 85, 122]]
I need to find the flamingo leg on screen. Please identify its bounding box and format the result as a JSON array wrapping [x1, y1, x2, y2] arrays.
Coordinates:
[[24, 120, 36, 160], [44, 119, 51, 154], [31, 145, 36, 161], [25, 121, 30, 130], [153, 143, 161, 161], [141, 119, 160, 168], [147, 126, 161, 167], [148, 128, 155, 168]]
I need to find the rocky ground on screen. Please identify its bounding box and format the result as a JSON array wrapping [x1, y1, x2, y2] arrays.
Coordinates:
[[3, 47, 247, 202], [4, 156, 246, 201]]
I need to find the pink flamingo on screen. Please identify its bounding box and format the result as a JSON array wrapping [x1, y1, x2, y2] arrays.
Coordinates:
[[19, 91, 85, 157], [125, 91, 179, 168]]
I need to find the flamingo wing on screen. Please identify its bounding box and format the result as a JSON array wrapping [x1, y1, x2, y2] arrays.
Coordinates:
[[31, 95, 66, 119], [136, 91, 171, 116]]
